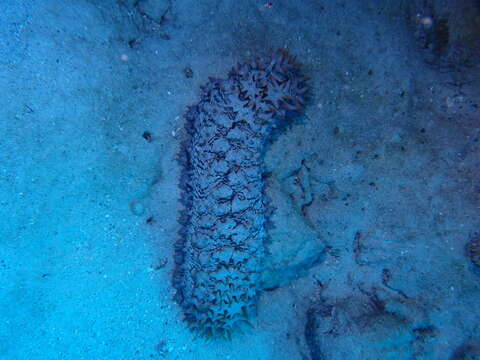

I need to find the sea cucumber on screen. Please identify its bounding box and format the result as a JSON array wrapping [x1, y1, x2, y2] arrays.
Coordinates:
[[173, 50, 310, 339]]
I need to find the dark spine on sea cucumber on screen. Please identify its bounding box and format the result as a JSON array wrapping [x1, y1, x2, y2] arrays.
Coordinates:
[[173, 50, 310, 339]]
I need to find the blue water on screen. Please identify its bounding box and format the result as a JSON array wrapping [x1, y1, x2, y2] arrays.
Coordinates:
[[1, 0, 479, 359]]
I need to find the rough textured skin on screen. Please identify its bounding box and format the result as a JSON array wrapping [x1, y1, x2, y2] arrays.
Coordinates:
[[173, 50, 310, 339]]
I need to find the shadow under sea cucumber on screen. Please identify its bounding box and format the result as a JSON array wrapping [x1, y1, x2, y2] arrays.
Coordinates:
[[173, 50, 311, 339]]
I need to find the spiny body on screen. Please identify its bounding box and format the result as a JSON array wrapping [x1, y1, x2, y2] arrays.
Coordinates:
[[173, 50, 310, 339]]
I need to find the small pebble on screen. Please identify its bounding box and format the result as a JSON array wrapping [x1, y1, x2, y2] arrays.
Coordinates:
[[420, 16, 433, 28], [183, 67, 194, 78], [467, 237, 480, 267], [130, 200, 145, 216], [159, 33, 170, 40], [142, 131, 152, 142]]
